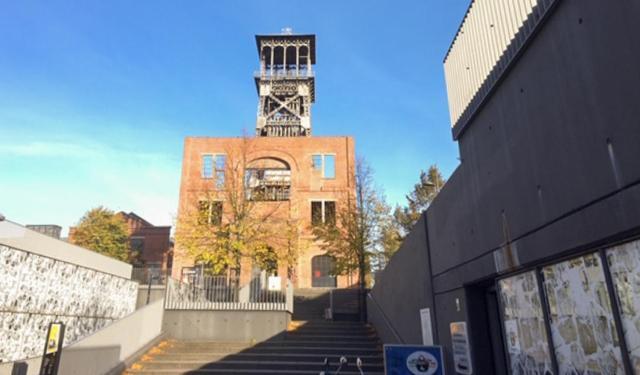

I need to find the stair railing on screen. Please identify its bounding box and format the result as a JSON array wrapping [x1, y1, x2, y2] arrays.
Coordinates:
[[367, 292, 405, 344]]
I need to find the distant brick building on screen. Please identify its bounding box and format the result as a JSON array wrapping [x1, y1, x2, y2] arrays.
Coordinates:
[[174, 32, 357, 289], [118, 212, 173, 272], [69, 212, 173, 278]]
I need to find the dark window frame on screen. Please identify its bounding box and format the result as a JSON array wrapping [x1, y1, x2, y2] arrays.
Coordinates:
[[310, 200, 337, 227], [198, 200, 223, 226]]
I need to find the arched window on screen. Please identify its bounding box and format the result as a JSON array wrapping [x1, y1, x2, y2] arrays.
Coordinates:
[[311, 255, 337, 288], [245, 157, 291, 201]]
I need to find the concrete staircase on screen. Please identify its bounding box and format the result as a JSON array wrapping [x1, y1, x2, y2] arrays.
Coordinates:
[[124, 289, 384, 374], [292, 288, 331, 321]]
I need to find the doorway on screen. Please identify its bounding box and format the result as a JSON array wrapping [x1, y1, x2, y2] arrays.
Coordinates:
[[311, 255, 337, 287], [465, 281, 508, 375]]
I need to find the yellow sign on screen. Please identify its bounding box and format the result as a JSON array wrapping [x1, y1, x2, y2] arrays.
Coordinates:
[[45, 323, 62, 354]]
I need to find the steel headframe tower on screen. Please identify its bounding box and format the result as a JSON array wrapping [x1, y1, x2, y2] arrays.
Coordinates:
[[254, 30, 316, 137]]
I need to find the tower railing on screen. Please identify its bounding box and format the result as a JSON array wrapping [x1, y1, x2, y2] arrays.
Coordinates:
[[254, 69, 314, 79]]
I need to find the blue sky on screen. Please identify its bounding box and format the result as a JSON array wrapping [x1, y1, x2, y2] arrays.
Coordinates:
[[0, 0, 469, 235]]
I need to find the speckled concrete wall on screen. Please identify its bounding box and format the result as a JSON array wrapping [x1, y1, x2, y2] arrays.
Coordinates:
[[0, 244, 137, 362]]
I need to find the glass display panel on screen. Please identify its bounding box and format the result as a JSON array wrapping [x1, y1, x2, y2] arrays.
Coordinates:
[[607, 239, 640, 374], [499, 271, 554, 375], [542, 253, 624, 374]]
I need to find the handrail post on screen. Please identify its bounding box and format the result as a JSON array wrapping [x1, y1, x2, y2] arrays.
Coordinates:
[[329, 289, 334, 320]]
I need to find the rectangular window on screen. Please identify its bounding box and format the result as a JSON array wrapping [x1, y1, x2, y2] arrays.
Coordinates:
[[324, 155, 335, 179], [130, 238, 144, 252], [202, 155, 213, 178], [311, 201, 323, 226], [312, 154, 336, 179], [311, 201, 336, 226], [498, 271, 554, 375], [215, 155, 226, 189], [312, 155, 323, 171], [542, 253, 624, 374], [198, 201, 223, 226], [324, 201, 336, 225], [606, 239, 640, 372]]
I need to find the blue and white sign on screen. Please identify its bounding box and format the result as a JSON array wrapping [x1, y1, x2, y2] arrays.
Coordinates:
[[384, 345, 445, 375]]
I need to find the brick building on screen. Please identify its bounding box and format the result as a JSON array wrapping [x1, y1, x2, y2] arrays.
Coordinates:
[[69, 211, 173, 279], [118, 212, 173, 273], [173, 32, 357, 289]]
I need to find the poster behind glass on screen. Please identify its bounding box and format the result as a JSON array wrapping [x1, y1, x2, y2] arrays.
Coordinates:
[[607, 239, 640, 374], [542, 253, 624, 374], [499, 271, 554, 375]]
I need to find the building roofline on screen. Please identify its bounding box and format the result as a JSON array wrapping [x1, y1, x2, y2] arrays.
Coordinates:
[[255, 34, 316, 64], [184, 135, 354, 140], [118, 211, 154, 227], [443, 0, 475, 63]]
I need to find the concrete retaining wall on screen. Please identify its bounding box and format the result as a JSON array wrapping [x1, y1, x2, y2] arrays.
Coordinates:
[[136, 285, 166, 309], [0, 298, 165, 375], [0, 220, 132, 279], [0, 221, 138, 362], [163, 310, 290, 342], [367, 214, 433, 345]]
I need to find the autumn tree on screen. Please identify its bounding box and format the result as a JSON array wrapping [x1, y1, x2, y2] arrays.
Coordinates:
[[71, 206, 131, 262], [175, 136, 302, 278], [313, 157, 388, 321], [377, 207, 403, 267], [394, 164, 445, 237]]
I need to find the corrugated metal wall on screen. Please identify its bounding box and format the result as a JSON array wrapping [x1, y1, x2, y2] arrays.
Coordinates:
[[444, 0, 559, 132]]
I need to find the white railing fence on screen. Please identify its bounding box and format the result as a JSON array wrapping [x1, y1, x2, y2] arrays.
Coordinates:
[[165, 275, 293, 312]]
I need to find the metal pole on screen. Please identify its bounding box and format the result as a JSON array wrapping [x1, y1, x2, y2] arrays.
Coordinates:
[[146, 272, 153, 305], [329, 289, 333, 319]]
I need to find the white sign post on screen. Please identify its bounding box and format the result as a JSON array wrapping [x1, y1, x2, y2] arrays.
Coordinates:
[[450, 321, 473, 374], [420, 308, 434, 346], [268, 276, 281, 291]]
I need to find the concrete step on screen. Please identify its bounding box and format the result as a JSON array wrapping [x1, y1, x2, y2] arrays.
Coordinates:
[[289, 320, 369, 327], [125, 314, 384, 375], [156, 344, 383, 356], [284, 333, 378, 342], [137, 359, 384, 372], [286, 328, 375, 336], [127, 369, 382, 375], [149, 352, 383, 363], [169, 340, 380, 350]]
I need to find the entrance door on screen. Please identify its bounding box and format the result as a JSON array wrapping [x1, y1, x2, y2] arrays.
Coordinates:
[[466, 282, 508, 375], [311, 255, 336, 287]]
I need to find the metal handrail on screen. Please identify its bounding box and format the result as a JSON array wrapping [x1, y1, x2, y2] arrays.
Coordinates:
[[367, 292, 405, 344]]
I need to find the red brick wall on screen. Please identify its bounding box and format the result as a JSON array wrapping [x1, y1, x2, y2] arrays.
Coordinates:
[[174, 136, 358, 288]]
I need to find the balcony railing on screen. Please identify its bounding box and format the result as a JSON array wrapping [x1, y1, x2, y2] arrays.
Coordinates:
[[254, 69, 314, 79], [259, 124, 308, 137]]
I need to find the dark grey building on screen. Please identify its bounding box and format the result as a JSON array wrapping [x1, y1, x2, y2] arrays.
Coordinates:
[[369, 0, 640, 374], [25, 224, 62, 239]]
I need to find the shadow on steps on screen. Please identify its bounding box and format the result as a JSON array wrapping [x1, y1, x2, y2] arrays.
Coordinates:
[[124, 288, 380, 375]]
